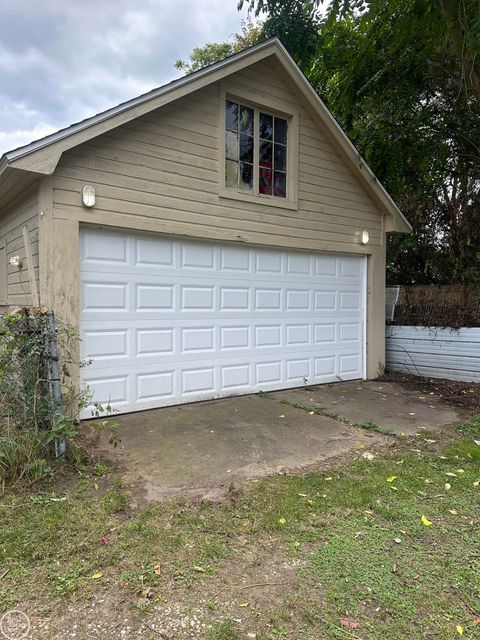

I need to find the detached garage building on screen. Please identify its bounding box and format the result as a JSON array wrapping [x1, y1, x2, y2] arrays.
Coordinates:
[[0, 39, 410, 416]]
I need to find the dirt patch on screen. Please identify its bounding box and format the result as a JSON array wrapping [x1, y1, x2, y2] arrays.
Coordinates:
[[380, 372, 480, 413], [23, 538, 318, 639]]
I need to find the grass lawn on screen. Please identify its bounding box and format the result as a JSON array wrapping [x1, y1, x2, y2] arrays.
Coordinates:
[[0, 418, 479, 639]]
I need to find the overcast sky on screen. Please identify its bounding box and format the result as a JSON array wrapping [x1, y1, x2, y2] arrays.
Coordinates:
[[0, 0, 249, 156]]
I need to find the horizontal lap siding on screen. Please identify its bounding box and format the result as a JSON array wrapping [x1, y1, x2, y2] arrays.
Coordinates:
[[0, 186, 40, 308], [52, 59, 383, 253], [386, 326, 480, 382]]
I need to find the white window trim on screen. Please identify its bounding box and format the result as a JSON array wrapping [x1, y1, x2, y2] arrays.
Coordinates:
[[218, 82, 299, 211]]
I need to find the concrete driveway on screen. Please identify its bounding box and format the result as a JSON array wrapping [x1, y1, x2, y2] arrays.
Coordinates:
[[92, 380, 465, 501]]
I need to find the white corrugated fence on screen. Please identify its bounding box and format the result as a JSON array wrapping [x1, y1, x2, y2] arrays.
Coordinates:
[[385, 325, 480, 382]]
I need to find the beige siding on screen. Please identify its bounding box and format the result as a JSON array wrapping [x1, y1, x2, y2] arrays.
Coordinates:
[[0, 184, 40, 308], [50, 58, 386, 376], [52, 61, 384, 252]]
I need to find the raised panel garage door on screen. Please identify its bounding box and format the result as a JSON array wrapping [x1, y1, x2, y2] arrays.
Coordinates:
[[79, 228, 366, 416]]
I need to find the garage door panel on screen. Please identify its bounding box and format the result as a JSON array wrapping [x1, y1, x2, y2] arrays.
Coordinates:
[[80, 229, 365, 416]]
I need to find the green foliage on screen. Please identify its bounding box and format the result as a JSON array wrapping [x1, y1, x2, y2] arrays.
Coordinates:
[[175, 19, 263, 74], [207, 619, 241, 640], [0, 310, 97, 486], [238, 0, 480, 285]]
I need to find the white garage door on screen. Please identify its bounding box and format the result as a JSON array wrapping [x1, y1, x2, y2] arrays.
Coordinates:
[[80, 228, 366, 416]]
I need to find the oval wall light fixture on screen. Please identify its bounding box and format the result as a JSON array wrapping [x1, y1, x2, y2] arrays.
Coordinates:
[[360, 229, 369, 245], [82, 185, 96, 208]]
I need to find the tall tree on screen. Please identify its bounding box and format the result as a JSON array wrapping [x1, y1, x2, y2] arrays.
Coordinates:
[[175, 19, 262, 74], [241, 0, 480, 284], [180, 1, 480, 283]]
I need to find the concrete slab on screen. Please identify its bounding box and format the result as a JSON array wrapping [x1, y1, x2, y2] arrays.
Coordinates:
[[91, 380, 466, 501], [271, 380, 465, 434]]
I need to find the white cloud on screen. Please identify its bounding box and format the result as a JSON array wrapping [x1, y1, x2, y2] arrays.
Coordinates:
[[0, 125, 58, 154], [0, 0, 249, 156]]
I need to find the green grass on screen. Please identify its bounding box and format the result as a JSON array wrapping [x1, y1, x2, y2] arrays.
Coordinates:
[[1, 418, 479, 638]]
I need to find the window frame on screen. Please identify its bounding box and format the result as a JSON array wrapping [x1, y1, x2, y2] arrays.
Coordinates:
[[218, 84, 299, 211]]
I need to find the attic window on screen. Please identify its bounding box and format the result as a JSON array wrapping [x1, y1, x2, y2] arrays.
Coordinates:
[[225, 101, 254, 191], [225, 99, 288, 199]]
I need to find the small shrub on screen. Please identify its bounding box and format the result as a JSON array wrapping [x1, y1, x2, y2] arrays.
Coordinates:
[[0, 308, 114, 487]]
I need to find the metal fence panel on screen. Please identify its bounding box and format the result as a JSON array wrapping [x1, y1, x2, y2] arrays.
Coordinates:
[[385, 325, 480, 382]]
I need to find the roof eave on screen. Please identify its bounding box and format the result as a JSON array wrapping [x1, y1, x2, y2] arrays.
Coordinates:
[[0, 36, 411, 233]]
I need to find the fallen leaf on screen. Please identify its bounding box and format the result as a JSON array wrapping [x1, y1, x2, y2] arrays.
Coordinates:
[[394, 538, 402, 544], [193, 565, 206, 573], [340, 618, 362, 629], [387, 476, 397, 483], [325, 477, 333, 481], [91, 571, 103, 580], [153, 563, 161, 575], [474, 480, 479, 487], [278, 517, 287, 525], [278, 415, 285, 419], [396, 459, 405, 465], [239, 602, 250, 608], [100, 536, 109, 544], [445, 483, 452, 491], [298, 493, 308, 497], [456, 625, 464, 635], [449, 509, 458, 515], [421, 515, 432, 527], [456, 469, 465, 474], [446, 472, 457, 477], [309, 411, 315, 415]]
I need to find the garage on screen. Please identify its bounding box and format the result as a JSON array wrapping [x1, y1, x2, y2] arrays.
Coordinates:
[[0, 39, 411, 414], [80, 228, 366, 415]]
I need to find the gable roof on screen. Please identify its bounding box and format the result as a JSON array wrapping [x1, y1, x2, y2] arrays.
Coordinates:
[[0, 37, 411, 232]]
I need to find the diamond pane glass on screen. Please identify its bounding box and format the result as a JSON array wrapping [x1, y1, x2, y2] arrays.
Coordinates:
[[239, 134, 253, 163], [226, 101, 238, 131], [240, 106, 254, 135], [274, 117, 287, 144], [226, 160, 238, 188], [240, 162, 253, 191], [259, 113, 273, 140], [273, 171, 286, 198], [274, 144, 286, 171], [259, 167, 273, 195], [259, 140, 273, 168], [225, 130, 238, 161]]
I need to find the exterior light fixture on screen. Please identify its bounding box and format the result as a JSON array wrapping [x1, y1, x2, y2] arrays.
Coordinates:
[[9, 256, 22, 268], [82, 185, 96, 208], [360, 230, 369, 245]]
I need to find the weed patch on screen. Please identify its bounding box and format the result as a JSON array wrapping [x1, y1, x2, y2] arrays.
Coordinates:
[[0, 418, 479, 638]]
